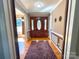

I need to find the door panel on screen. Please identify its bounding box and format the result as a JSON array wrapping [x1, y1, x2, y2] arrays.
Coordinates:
[[30, 17, 48, 37]]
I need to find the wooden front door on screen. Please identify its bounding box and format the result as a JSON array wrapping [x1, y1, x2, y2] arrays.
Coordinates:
[[30, 17, 48, 38]]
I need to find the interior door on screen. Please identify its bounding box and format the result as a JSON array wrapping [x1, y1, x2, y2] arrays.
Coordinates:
[[30, 17, 48, 38]]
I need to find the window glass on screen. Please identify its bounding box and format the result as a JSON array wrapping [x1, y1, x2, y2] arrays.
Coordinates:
[[37, 20, 41, 30], [44, 19, 47, 30], [31, 20, 34, 30]]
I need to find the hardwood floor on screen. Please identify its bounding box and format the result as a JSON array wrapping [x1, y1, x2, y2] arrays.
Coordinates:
[[18, 37, 62, 59], [48, 40, 62, 59]]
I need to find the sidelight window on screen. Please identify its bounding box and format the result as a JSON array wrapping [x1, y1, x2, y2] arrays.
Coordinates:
[[31, 20, 34, 30], [44, 19, 47, 30]]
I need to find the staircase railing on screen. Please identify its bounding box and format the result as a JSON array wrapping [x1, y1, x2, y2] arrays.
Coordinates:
[[51, 31, 64, 52]]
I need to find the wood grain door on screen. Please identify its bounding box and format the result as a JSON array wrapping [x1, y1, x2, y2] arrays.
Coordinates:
[[30, 17, 48, 38]]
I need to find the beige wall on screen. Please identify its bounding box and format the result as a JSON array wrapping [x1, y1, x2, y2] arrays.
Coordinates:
[[50, 0, 67, 35]]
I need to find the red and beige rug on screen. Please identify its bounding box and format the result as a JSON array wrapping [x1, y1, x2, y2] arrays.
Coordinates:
[[24, 41, 56, 59]]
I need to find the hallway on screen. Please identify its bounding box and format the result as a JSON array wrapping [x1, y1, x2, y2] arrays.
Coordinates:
[[1, 0, 79, 59], [15, 0, 67, 59]]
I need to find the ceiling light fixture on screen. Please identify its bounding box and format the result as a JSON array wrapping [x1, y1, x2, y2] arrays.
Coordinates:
[[34, 2, 44, 8]]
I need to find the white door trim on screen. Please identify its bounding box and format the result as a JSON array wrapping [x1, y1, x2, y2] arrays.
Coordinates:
[[3, 0, 17, 59], [64, 0, 77, 59]]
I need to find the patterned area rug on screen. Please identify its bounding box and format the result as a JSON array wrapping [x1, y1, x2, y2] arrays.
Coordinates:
[[24, 41, 56, 59]]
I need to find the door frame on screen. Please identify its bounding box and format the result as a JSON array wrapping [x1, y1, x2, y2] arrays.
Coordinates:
[[2, 0, 77, 59], [2, 0, 19, 59], [64, 0, 77, 59]]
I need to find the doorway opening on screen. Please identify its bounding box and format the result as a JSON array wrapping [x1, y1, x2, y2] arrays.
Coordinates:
[[13, 0, 69, 59], [15, 8, 27, 59]]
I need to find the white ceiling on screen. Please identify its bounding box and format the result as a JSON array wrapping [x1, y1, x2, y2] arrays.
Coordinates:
[[15, 0, 63, 13], [16, 8, 25, 16]]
